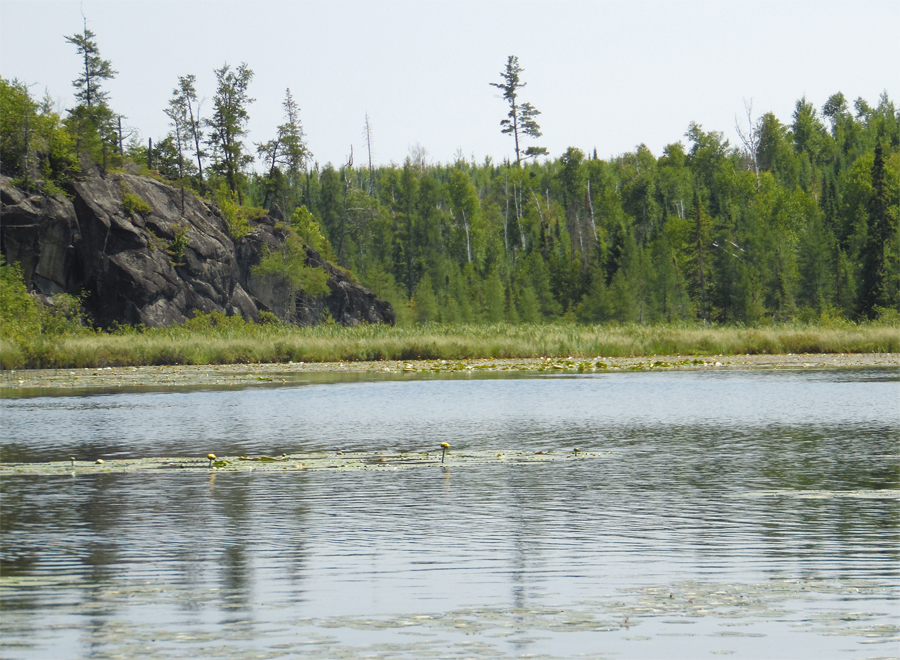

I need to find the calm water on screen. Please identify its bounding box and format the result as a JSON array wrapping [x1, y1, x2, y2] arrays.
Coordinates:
[[1, 368, 898, 659]]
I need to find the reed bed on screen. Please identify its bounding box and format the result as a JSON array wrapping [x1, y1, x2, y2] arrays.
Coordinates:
[[1, 322, 897, 370]]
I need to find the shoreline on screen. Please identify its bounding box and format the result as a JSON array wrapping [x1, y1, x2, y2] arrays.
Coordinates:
[[1, 352, 897, 394]]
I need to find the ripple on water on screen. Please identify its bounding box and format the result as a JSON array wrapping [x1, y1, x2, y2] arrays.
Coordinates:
[[1, 369, 897, 659]]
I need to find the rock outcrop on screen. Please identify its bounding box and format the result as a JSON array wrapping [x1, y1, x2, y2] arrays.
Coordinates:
[[0, 173, 394, 327]]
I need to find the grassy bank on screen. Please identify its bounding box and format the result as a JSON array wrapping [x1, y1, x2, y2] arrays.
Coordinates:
[[1, 320, 897, 370]]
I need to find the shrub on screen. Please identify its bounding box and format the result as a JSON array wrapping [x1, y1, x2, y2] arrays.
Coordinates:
[[252, 235, 329, 297], [168, 222, 190, 266], [212, 184, 266, 239], [181, 310, 248, 333], [290, 205, 333, 257], [257, 311, 281, 325], [122, 192, 152, 215], [39, 292, 89, 336], [0, 256, 41, 342]]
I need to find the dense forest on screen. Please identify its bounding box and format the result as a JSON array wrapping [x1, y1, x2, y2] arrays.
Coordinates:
[[1, 27, 898, 327]]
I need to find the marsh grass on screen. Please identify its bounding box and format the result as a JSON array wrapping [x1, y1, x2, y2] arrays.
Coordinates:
[[1, 321, 897, 370]]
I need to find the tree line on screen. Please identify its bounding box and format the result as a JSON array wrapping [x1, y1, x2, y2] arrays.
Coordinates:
[[0, 26, 897, 326]]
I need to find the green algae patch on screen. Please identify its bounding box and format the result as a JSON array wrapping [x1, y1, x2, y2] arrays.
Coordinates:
[[0, 448, 613, 476]]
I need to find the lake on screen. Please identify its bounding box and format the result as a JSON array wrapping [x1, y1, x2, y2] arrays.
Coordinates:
[[1, 367, 898, 659]]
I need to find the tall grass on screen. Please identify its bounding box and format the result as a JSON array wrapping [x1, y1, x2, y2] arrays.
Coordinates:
[[1, 320, 897, 370]]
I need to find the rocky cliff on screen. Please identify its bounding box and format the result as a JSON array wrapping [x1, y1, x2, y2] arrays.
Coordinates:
[[0, 173, 394, 327]]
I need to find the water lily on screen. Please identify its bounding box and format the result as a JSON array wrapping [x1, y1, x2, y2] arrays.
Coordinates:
[[440, 442, 450, 463]]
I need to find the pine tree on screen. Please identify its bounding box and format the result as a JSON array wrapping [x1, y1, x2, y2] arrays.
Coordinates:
[[413, 273, 438, 323], [858, 142, 899, 316], [206, 63, 254, 201], [796, 212, 836, 312], [65, 25, 116, 111], [515, 284, 542, 323], [256, 88, 309, 211], [651, 233, 689, 322], [490, 56, 547, 165], [64, 23, 117, 163], [685, 192, 714, 321], [482, 268, 505, 322]]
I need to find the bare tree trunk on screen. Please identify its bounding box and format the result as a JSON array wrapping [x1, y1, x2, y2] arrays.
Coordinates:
[[512, 99, 520, 165], [263, 143, 280, 210], [587, 179, 597, 238], [530, 189, 546, 255], [516, 183, 525, 250], [503, 174, 509, 261], [187, 98, 203, 181], [364, 113, 375, 195], [735, 99, 761, 191], [696, 213, 707, 321], [22, 93, 30, 193], [462, 208, 472, 263], [577, 212, 583, 254]]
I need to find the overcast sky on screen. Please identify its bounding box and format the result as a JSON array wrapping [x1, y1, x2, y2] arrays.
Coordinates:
[[1, 0, 897, 170]]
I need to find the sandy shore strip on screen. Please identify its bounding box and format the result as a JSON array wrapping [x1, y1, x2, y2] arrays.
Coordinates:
[[0, 353, 896, 394]]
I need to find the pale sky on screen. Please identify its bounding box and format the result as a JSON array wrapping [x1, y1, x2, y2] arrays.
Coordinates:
[[1, 0, 898, 170]]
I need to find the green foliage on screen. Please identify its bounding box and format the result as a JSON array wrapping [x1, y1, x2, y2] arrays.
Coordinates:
[[6, 53, 898, 330], [412, 273, 439, 323], [252, 234, 329, 297], [182, 310, 247, 333], [257, 310, 281, 325], [65, 26, 117, 109], [38, 292, 89, 336], [490, 55, 545, 164], [64, 26, 119, 168], [150, 135, 196, 182], [482, 269, 506, 322], [0, 256, 90, 350], [213, 184, 265, 238], [256, 88, 309, 210], [206, 63, 254, 198], [0, 256, 41, 342], [290, 205, 332, 255], [122, 192, 152, 215], [163, 76, 203, 183], [0, 78, 79, 190], [168, 222, 190, 266], [360, 263, 413, 326]]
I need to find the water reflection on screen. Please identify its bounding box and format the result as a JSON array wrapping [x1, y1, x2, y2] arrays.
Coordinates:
[[1, 369, 898, 659], [2, 368, 898, 463]]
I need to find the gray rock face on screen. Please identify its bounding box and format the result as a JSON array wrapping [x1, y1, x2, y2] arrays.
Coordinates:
[[0, 174, 394, 328]]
